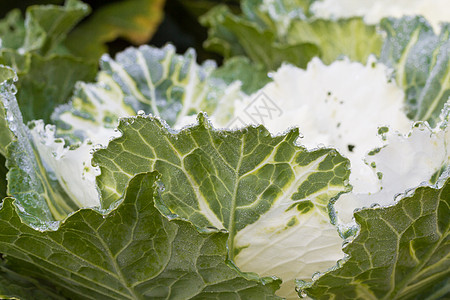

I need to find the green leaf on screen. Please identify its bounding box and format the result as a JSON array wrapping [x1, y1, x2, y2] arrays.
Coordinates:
[[0, 50, 97, 124], [200, 4, 320, 70], [0, 66, 17, 157], [200, 0, 382, 71], [380, 17, 450, 126], [0, 172, 281, 299], [0, 154, 7, 200], [0, 9, 26, 50], [298, 179, 450, 300], [288, 17, 383, 64], [0, 262, 64, 300], [1, 75, 84, 227], [22, 0, 90, 56], [0, 66, 17, 200], [64, 0, 165, 61], [212, 56, 271, 94], [53, 44, 241, 143], [93, 113, 351, 298]]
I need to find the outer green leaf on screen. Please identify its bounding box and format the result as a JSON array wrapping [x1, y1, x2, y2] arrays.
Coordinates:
[[0, 66, 16, 157], [22, 0, 90, 56], [53, 44, 242, 143], [0, 50, 97, 123], [200, 5, 320, 70], [0, 9, 26, 50], [0, 0, 97, 124], [298, 179, 450, 300], [0, 262, 64, 300], [0, 66, 17, 200], [1, 75, 83, 227], [212, 56, 271, 94], [0, 154, 7, 200], [380, 17, 450, 126], [64, 0, 165, 61], [0, 172, 281, 299], [201, 0, 382, 71], [288, 17, 383, 64], [93, 113, 351, 298]]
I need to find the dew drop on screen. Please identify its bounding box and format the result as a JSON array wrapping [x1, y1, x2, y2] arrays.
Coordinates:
[[312, 272, 321, 280], [370, 203, 381, 209], [137, 110, 145, 116], [342, 240, 350, 248], [300, 291, 307, 298], [394, 193, 403, 202]]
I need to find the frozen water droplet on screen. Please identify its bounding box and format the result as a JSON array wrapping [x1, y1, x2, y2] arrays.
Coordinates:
[[312, 272, 321, 280], [300, 291, 307, 298], [298, 132, 304, 138], [370, 203, 381, 209], [394, 193, 403, 202], [137, 110, 145, 116]]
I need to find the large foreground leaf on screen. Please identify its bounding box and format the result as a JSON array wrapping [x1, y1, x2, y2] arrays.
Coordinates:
[[380, 17, 450, 126], [0, 172, 281, 299], [0, 262, 64, 300], [298, 179, 450, 299], [93, 114, 350, 298]]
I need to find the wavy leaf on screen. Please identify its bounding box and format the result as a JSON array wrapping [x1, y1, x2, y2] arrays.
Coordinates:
[[93, 113, 351, 298], [0, 50, 97, 123], [53, 44, 242, 143], [298, 179, 450, 300], [200, 0, 381, 71], [380, 17, 450, 126], [0, 172, 281, 299]]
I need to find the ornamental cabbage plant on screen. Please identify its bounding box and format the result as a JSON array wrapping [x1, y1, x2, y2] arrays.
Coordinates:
[[0, 0, 449, 299]]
